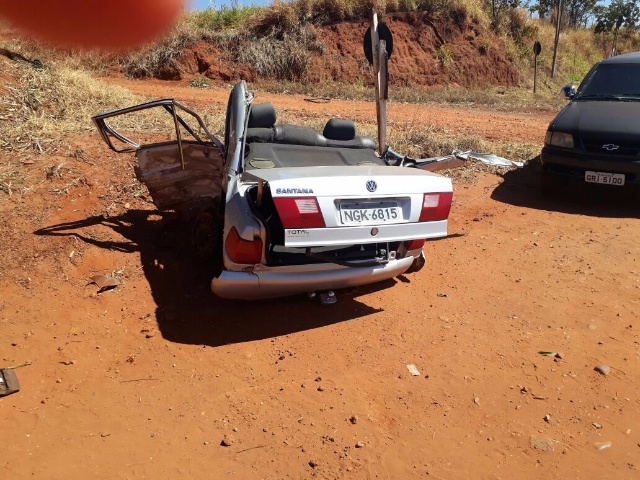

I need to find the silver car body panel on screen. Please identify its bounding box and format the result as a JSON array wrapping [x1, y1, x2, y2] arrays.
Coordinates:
[[280, 220, 447, 247], [211, 256, 415, 300]]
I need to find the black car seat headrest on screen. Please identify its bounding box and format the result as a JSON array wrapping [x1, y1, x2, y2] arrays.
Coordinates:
[[323, 119, 356, 141], [248, 102, 277, 129]]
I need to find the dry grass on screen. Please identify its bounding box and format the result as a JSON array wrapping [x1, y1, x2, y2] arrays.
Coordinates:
[[237, 27, 321, 81], [0, 63, 139, 155], [275, 105, 538, 162], [0, 163, 29, 197]]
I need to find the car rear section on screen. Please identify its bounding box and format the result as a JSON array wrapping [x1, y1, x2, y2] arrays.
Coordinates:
[[212, 153, 452, 299]]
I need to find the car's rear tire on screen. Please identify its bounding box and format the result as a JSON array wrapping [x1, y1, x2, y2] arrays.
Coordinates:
[[404, 252, 425, 274], [192, 198, 224, 275]]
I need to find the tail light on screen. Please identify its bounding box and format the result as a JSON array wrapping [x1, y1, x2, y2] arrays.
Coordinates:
[[225, 226, 263, 264], [419, 192, 453, 222], [404, 239, 425, 251], [273, 197, 326, 228]]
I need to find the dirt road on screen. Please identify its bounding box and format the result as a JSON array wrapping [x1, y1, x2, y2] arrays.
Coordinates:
[[1, 82, 639, 479]]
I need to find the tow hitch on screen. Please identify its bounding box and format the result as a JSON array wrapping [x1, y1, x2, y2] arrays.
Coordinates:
[[308, 290, 338, 306]]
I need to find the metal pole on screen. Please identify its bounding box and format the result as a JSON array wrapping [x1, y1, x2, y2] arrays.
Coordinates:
[[369, 11, 387, 155], [534, 55, 538, 93], [551, 0, 562, 78]]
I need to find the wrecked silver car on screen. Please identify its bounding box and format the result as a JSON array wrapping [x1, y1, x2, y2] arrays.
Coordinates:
[[93, 82, 453, 300]]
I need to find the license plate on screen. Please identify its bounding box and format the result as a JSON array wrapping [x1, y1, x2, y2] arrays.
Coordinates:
[[585, 171, 625, 186], [339, 202, 401, 225]]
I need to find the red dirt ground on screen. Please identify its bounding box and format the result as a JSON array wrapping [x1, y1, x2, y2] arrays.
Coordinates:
[[1, 79, 640, 480]]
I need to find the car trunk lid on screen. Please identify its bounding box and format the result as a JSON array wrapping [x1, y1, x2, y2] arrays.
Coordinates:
[[244, 165, 452, 247]]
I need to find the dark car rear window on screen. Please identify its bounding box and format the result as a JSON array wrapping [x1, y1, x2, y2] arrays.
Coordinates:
[[577, 64, 640, 98]]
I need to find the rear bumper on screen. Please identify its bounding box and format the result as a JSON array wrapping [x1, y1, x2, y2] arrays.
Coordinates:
[[541, 147, 640, 184], [211, 256, 415, 300]]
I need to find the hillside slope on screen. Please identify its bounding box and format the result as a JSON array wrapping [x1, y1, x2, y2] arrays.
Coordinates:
[[171, 13, 522, 88]]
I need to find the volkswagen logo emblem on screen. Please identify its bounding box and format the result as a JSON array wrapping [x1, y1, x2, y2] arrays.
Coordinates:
[[602, 144, 620, 151], [366, 180, 377, 192]]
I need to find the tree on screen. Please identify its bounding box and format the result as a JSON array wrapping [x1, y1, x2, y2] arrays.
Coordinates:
[[564, 0, 597, 27], [594, 0, 640, 33], [528, 0, 598, 27], [489, 0, 522, 24]]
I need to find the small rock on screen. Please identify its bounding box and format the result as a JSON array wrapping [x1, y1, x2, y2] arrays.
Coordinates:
[[220, 436, 233, 447], [56, 379, 62, 384], [349, 415, 358, 425], [317, 386, 324, 392], [593, 422, 602, 429], [355, 441, 365, 448], [595, 441, 612, 450], [555, 352, 564, 359], [100, 432, 110, 438], [473, 396, 480, 405], [530, 435, 555, 452], [544, 414, 551, 423], [594, 364, 611, 375], [308, 460, 318, 468], [232, 427, 238, 432], [278, 354, 286, 361]]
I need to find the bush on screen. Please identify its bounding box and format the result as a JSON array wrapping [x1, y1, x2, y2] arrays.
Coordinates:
[[238, 33, 312, 81], [118, 27, 197, 79], [437, 45, 453, 67]]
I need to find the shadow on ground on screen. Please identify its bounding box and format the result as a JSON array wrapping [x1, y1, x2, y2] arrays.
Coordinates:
[[491, 156, 640, 219], [35, 211, 391, 347]]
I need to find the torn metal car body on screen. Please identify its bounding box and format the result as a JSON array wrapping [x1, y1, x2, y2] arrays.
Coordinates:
[[0, 368, 20, 397], [382, 148, 524, 171]]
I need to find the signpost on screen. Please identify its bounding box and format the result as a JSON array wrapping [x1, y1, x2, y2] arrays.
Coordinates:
[[363, 12, 393, 156], [533, 41, 541, 94], [551, 0, 562, 78]]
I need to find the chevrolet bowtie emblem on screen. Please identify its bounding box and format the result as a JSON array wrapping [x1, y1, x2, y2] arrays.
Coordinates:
[[602, 144, 620, 151]]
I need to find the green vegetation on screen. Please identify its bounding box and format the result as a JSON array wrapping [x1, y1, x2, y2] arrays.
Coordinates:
[[436, 45, 453, 67], [186, 5, 264, 30]]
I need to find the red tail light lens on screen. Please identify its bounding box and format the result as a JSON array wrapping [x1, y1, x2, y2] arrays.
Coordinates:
[[419, 192, 453, 222], [273, 197, 326, 228], [225, 227, 263, 264], [404, 239, 425, 251]]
